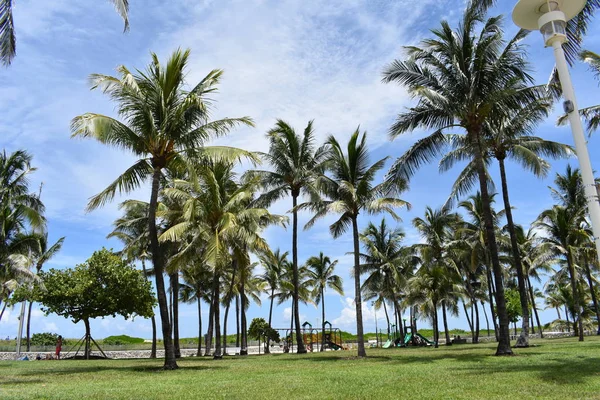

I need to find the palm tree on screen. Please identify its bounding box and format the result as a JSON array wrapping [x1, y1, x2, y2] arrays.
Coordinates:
[[250, 120, 329, 354], [258, 248, 289, 353], [535, 205, 587, 341], [25, 233, 64, 351], [180, 261, 212, 356], [305, 252, 343, 352], [442, 92, 572, 347], [382, 3, 535, 354], [301, 129, 410, 357], [107, 199, 158, 358], [412, 207, 462, 347], [1, 0, 130, 66], [360, 219, 414, 341], [70, 49, 253, 369]]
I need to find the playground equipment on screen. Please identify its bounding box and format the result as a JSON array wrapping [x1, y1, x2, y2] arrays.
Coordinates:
[[382, 323, 436, 348], [274, 320, 348, 352]]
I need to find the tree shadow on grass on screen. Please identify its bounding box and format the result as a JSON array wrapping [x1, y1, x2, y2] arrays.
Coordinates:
[[13, 363, 226, 378], [0, 378, 45, 386], [452, 355, 600, 385]]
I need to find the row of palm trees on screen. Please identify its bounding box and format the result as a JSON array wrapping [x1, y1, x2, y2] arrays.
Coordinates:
[[0, 150, 64, 350], [67, 1, 600, 368]]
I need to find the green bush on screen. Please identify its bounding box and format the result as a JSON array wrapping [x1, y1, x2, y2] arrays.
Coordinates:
[[30, 332, 63, 346], [102, 335, 145, 345]]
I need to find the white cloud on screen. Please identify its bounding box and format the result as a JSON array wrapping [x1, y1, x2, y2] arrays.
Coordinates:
[[331, 296, 376, 330], [44, 322, 59, 332]]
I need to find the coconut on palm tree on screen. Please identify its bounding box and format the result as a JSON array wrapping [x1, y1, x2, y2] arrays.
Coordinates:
[[249, 120, 329, 354], [305, 252, 343, 352], [70, 49, 254, 369], [301, 129, 410, 357]]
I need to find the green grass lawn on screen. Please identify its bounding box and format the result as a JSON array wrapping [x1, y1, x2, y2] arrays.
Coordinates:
[[1, 336, 599, 400]]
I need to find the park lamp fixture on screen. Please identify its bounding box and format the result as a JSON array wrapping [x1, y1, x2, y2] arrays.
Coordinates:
[[512, 0, 600, 261]]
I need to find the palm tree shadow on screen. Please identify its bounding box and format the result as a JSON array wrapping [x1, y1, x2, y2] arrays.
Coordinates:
[[14, 363, 225, 377]]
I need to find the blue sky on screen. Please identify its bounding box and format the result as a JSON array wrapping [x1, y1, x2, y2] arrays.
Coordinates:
[[1, 0, 599, 341]]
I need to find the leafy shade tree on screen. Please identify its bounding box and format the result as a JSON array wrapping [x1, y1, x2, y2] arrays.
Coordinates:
[[305, 252, 343, 352], [251, 120, 329, 354], [17, 248, 155, 359], [382, 3, 535, 355], [504, 288, 524, 336], [302, 129, 410, 357], [1, 0, 130, 66], [70, 49, 253, 369]]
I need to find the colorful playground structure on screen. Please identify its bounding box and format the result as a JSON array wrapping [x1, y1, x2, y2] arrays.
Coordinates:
[[382, 322, 436, 348], [275, 321, 348, 352]]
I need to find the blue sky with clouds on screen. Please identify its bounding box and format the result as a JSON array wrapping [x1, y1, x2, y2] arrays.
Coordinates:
[[1, 0, 599, 340]]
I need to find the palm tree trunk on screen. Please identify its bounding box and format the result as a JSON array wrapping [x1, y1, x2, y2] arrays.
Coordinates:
[[148, 167, 177, 369], [292, 193, 306, 354], [463, 301, 473, 334], [482, 301, 490, 338], [556, 307, 561, 320], [473, 143, 511, 355], [582, 253, 600, 335], [433, 303, 439, 348], [204, 281, 216, 356], [474, 299, 480, 343], [171, 274, 181, 358], [223, 301, 230, 355], [0, 302, 7, 322], [442, 300, 451, 345], [485, 265, 498, 340], [321, 287, 326, 352], [498, 158, 530, 347], [566, 251, 584, 341], [352, 216, 367, 357], [382, 300, 390, 338], [240, 279, 248, 355], [213, 273, 222, 359], [197, 297, 203, 357], [236, 294, 240, 347], [141, 260, 157, 358], [527, 276, 543, 338], [25, 300, 32, 352], [266, 288, 275, 354], [565, 307, 571, 332]]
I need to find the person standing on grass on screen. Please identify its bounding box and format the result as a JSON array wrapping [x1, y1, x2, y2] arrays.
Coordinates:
[[55, 336, 62, 360]]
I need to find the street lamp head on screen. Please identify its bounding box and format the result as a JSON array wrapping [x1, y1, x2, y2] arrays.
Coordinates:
[[513, 0, 586, 46]]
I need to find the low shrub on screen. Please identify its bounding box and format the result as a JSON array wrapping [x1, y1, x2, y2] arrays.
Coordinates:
[[102, 335, 145, 345]]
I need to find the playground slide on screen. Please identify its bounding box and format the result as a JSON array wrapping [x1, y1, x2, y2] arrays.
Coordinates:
[[382, 339, 393, 349], [415, 333, 435, 345], [403, 333, 412, 345]]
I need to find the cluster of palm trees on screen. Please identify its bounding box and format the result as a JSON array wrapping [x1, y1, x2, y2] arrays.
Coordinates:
[[0, 150, 64, 351], [2, 0, 599, 370]]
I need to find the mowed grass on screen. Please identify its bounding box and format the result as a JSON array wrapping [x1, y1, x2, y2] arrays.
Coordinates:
[[1, 336, 600, 400]]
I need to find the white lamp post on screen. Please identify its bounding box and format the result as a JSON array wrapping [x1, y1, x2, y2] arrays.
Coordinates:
[[513, 0, 600, 261]]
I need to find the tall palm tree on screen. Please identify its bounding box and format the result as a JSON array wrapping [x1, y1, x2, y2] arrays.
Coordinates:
[[305, 252, 343, 352], [360, 219, 414, 341], [535, 205, 587, 341], [25, 233, 64, 351], [258, 248, 288, 353], [1, 0, 130, 66], [70, 49, 253, 369], [250, 120, 329, 354], [412, 207, 461, 347], [301, 129, 410, 357], [107, 199, 158, 358], [441, 92, 572, 347], [180, 261, 212, 357], [382, 3, 534, 355]]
